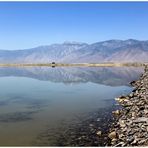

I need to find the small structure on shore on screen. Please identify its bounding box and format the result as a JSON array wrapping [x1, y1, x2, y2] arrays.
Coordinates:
[[51, 62, 55, 68]]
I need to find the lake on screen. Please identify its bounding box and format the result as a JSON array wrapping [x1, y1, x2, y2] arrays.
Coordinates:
[[0, 66, 143, 146]]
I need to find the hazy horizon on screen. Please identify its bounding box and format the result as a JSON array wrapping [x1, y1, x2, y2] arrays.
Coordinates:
[[0, 2, 148, 50]]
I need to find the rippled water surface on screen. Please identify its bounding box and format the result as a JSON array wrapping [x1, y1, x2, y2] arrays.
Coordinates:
[[0, 66, 143, 146]]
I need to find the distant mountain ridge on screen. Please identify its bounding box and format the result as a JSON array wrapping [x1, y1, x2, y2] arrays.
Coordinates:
[[0, 39, 148, 63]]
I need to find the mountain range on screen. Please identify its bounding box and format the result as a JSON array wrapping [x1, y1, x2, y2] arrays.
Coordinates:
[[0, 39, 148, 63]]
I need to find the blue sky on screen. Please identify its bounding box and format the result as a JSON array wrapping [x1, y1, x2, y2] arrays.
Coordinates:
[[0, 2, 148, 50]]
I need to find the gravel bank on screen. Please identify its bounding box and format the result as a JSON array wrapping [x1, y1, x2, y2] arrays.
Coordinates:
[[109, 65, 148, 146]]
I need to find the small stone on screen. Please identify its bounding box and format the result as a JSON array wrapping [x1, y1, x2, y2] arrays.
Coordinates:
[[118, 133, 124, 139], [108, 131, 117, 139], [144, 109, 148, 114], [114, 142, 125, 147], [116, 96, 127, 103], [129, 93, 134, 97], [89, 124, 94, 127], [96, 118, 101, 122], [112, 110, 120, 115], [131, 136, 138, 145], [132, 112, 136, 117], [115, 97, 120, 101], [127, 137, 134, 143], [138, 139, 147, 144], [123, 99, 129, 102], [111, 138, 117, 145], [134, 117, 148, 123], [96, 130, 102, 136], [112, 138, 117, 142], [78, 137, 82, 140], [119, 119, 126, 128]]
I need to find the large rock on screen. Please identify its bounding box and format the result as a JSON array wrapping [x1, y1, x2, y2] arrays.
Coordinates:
[[108, 131, 117, 139]]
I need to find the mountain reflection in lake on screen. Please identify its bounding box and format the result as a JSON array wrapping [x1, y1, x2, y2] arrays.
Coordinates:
[[0, 66, 143, 146]]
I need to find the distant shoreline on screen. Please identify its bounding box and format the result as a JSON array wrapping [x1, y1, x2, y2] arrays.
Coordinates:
[[0, 63, 146, 67]]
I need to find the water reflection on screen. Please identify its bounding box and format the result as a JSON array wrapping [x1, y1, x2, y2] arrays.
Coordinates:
[[0, 66, 143, 86], [0, 66, 143, 146]]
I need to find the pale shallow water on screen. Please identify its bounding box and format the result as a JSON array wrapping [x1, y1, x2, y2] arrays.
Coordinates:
[[0, 66, 143, 146]]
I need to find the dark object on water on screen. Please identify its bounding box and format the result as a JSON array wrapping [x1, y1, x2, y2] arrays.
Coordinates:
[[51, 62, 55, 68], [130, 81, 136, 86]]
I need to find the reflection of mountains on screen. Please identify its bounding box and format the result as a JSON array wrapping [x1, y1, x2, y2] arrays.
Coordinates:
[[0, 67, 143, 86]]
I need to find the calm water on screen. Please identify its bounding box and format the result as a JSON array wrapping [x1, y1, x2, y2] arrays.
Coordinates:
[[0, 66, 143, 146]]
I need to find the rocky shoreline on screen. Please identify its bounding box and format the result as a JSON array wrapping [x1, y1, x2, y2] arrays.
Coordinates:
[[109, 64, 148, 146]]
